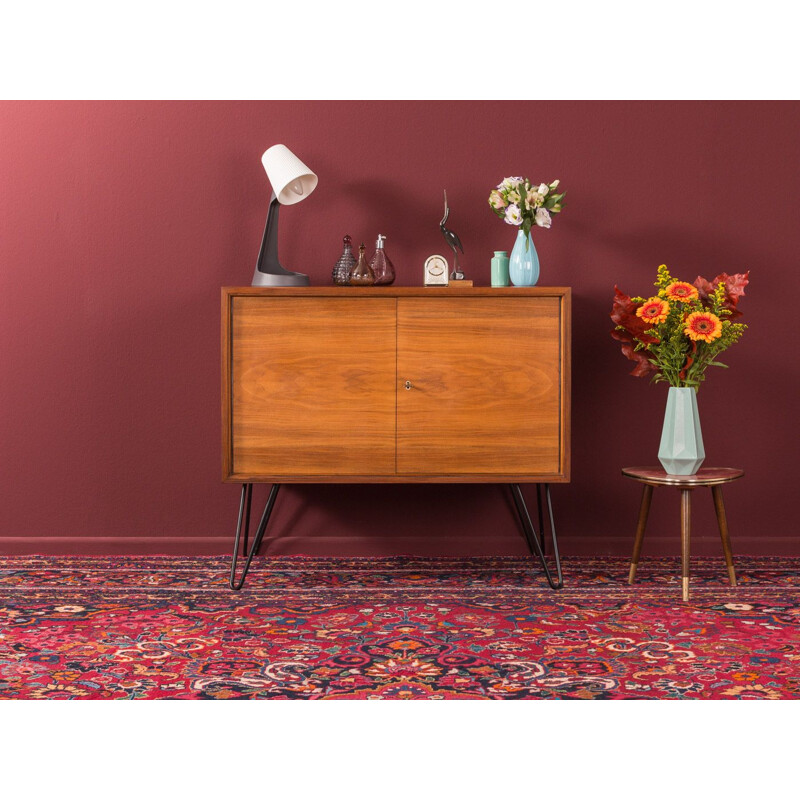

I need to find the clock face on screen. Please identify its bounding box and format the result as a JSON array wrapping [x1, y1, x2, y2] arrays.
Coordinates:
[[424, 254, 449, 285]]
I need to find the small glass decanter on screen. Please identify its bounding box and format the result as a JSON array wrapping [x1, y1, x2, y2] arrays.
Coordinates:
[[349, 243, 375, 286], [332, 234, 357, 285], [369, 234, 396, 285]]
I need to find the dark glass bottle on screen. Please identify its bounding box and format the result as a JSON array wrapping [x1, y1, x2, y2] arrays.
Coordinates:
[[349, 243, 375, 286], [332, 235, 357, 285], [369, 234, 396, 285]]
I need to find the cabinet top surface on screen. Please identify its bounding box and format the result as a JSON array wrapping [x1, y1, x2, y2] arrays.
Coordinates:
[[223, 286, 571, 298]]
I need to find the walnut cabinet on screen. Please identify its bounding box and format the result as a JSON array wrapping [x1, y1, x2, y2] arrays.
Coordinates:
[[222, 287, 570, 484]]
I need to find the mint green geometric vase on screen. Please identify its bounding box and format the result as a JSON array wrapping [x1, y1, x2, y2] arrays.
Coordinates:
[[658, 387, 705, 475]]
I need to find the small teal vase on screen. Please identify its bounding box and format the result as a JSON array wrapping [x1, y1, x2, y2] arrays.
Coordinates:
[[658, 387, 705, 475], [490, 250, 510, 286], [509, 230, 540, 287]]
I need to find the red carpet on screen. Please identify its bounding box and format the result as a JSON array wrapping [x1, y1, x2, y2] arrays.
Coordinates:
[[1, 556, 798, 699]]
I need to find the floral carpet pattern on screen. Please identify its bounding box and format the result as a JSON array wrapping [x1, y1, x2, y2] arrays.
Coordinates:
[[1, 556, 798, 699]]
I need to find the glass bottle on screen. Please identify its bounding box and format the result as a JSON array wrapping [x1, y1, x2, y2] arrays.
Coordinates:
[[332, 234, 357, 285], [369, 234, 396, 285], [349, 243, 375, 286]]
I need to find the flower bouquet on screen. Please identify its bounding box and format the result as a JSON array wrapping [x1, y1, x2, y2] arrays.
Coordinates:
[[488, 177, 565, 241], [488, 177, 565, 286], [611, 264, 749, 390], [611, 264, 750, 474]]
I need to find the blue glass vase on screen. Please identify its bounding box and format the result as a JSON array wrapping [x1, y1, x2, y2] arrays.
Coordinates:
[[509, 229, 540, 287]]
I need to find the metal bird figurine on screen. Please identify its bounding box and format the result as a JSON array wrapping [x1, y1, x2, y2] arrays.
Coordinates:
[[440, 190, 465, 280]]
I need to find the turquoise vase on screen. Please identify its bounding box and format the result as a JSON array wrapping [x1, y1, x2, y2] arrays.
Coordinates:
[[490, 250, 510, 287], [658, 387, 705, 475], [509, 229, 540, 287]]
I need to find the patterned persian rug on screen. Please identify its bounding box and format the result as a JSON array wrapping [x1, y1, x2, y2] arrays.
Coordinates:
[[1, 556, 798, 700]]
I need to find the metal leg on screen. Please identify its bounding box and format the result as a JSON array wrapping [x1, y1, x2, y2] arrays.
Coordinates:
[[629, 484, 653, 584], [232, 483, 252, 559], [681, 488, 691, 602], [230, 483, 281, 591], [241, 483, 252, 556], [535, 484, 545, 553], [510, 483, 563, 590], [511, 484, 539, 555]]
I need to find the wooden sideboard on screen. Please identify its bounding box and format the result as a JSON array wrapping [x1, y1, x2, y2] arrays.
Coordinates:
[[222, 286, 570, 483], [221, 286, 570, 589]]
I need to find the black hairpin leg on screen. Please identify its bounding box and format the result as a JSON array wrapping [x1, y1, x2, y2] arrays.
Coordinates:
[[229, 483, 281, 591], [535, 484, 545, 552], [240, 483, 252, 556], [510, 483, 563, 590]]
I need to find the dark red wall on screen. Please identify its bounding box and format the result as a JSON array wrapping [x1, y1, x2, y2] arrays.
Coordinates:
[[1, 101, 797, 556]]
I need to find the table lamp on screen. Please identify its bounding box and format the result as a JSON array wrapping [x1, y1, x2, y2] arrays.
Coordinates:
[[252, 144, 318, 287]]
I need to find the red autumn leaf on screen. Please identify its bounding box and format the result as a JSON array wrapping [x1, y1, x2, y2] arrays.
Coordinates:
[[610, 286, 659, 343], [718, 271, 749, 308], [693, 275, 716, 305], [693, 271, 749, 319], [611, 328, 657, 377], [610, 287, 658, 377], [679, 339, 697, 381]]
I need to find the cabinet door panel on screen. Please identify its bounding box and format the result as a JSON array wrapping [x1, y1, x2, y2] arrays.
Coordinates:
[[397, 297, 562, 476], [231, 297, 396, 477]]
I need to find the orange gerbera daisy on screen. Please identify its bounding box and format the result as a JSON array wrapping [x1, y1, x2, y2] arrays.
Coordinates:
[[636, 297, 670, 325], [684, 311, 722, 342], [663, 281, 699, 302]]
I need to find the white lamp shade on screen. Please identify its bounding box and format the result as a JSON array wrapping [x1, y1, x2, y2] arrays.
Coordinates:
[[261, 144, 318, 205]]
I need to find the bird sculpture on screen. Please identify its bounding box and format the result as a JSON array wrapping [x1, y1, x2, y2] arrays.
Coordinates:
[[440, 190, 465, 280]]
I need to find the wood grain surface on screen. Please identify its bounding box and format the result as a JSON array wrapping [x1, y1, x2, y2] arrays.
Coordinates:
[[222, 289, 570, 482], [397, 297, 562, 475], [223, 286, 570, 297], [230, 297, 396, 477], [621, 467, 744, 486]]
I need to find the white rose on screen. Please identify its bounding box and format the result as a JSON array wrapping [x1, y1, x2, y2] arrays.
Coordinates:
[[504, 204, 524, 226], [534, 208, 552, 228], [538, 183, 549, 196]]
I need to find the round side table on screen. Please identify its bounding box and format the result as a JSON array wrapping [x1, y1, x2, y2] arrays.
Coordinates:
[[622, 467, 743, 601]]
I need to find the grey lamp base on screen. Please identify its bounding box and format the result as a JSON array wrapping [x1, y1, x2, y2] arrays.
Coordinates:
[[251, 268, 310, 287]]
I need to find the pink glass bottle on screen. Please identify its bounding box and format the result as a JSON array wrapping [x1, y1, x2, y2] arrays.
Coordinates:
[[369, 234, 395, 285], [349, 243, 375, 286], [332, 235, 357, 285]]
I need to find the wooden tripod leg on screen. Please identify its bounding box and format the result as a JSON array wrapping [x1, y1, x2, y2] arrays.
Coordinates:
[[681, 489, 691, 601], [711, 485, 737, 587], [629, 484, 653, 584]]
